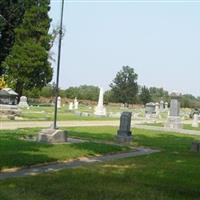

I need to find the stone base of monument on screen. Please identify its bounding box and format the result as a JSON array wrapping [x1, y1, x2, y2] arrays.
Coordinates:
[[192, 123, 199, 128], [37, 129, 67, 144], [165, 116, 182, 129], [116, 131, 132, 144], [191, 141, 200, 153]]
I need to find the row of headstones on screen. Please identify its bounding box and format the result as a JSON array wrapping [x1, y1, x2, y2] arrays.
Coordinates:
[[145, 101, 169, 115]]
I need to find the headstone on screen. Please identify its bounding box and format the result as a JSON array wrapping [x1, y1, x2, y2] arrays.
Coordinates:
[[165, 92, 182, 129], [160, 100, 164, 111], [68, 102, 74, 111], [18, 96, 29, 108], [94, 87, 106, 116], [191, 141, 200, 152], [74, 97, 79, 110], [37, 129, 67, 144], [145, 103, 156, 114], [155, 102, 160, 117], [116, 112, 132, 143], [57, 96, 61, 109], [164, 102, 169, 110], [145, 102, 156, 119], [192, 114, 199, 128]]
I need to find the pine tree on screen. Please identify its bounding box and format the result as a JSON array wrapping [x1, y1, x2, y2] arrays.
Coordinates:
[[0, 0, 25, 75], [3, 0, 53, 96], [139, 86, 152, 105], [110, 66, 138, 105]]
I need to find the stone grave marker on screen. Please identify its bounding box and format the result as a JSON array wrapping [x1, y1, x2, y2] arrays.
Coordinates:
[[116, 112, 132, 143], [165, 92, 182, 129]]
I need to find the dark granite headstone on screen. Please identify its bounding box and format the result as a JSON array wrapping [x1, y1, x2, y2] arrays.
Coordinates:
[[116, 112, 132, 143], [191, 141, 200, 153]]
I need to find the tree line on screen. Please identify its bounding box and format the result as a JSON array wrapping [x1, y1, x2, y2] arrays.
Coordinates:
[[1, 2, 200, 108], [26, 66, 200, 108]]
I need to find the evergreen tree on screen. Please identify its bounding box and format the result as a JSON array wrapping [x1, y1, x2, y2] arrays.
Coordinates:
[[110, 66, 138, 105], [3, 0, 53, 96], [139, 86, 152, 105], [0, 0, 25, 75]]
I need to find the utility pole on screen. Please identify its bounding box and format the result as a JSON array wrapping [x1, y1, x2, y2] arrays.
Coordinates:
[[53, 0, 65, 129]]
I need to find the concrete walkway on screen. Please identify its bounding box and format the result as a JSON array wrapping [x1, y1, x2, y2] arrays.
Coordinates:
[[0, 120, 120, 130], [1, 120, 200, 136], [0, 148, 159, 180], [134, 125, 200, 136]]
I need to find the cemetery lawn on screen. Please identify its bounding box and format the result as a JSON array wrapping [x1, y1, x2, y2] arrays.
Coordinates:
[[0, 128, 129, 171], [141, 123, 200, 131], [1, 127, 200, 199]]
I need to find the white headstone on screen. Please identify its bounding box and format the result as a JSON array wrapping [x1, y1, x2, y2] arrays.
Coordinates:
[[164, 102, 168, 110], [57, 96, 61, 109], [74, 97, 79, 110], [160, 100, 164, 111], [69, 102, 74, 111], [94, 87, 106, 116], [192, 114, 199, 128], [18, 96, 29, 108], [165, 92, 182, 129], [155, 102, 160, 116]]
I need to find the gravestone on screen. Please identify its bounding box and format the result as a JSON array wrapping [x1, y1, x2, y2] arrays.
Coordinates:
[[94, 87, 106, 116], [192, 114, 199, 128], [68, 102, 74, 111], [116, 112, 132, 143], [74, 97, 79, 110], [165, 92, 182, 129], [18, 96, 29, 108], [37, 129, 67, 144], [164, 102, 168, 110], [57, 96, 61, 109], [145, 102, 156, 119], [145, 103, 156, 114], [155, 102, 160, 117], [191, 141, 200, 153], [160, 100, 164, 111]]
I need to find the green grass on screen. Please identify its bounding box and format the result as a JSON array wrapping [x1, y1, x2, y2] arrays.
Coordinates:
[[183, 124, 200, 131], [1, 127, 200, 199], [18, 105, 119, 121], [0, 128, 128, 170], [141, 122, 200, 132]]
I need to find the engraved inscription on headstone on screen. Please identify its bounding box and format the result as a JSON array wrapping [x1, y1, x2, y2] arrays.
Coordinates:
[[116, 112, 132, 143]]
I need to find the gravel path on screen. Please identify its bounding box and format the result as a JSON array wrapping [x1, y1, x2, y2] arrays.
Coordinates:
[[1, 120, 200, 136]]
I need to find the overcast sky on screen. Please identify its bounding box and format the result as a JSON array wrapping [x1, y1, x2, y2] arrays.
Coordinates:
[[49, 0, 200, 96]]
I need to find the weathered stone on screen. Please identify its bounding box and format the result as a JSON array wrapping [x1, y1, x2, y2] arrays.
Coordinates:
[[164, 102, 168, 110], [18, 96, 29, 108], [165, 92, 182, 129], [94, 87, 106, 116], [192, 114, 199, 128], [57, 96, 61, 109], [191, 141, 200, 152], [74, 97, 79, 110], [160, 100, 164, 111], [155, 102, 160, 117], [37, 129, 67, 144], [116, 112, 132, 143], [145, 102, 156, 114], [68, 102, 74, 111]]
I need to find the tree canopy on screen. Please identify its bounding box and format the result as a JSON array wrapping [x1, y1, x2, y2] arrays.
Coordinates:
[[0, 0, 25, 75], [110, 66, 138, 105], [2, 0, 53, 96]]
